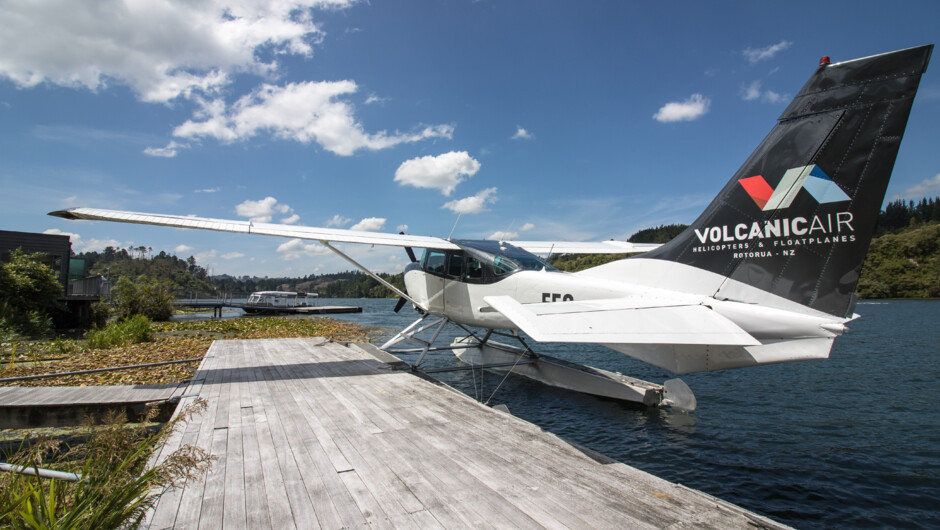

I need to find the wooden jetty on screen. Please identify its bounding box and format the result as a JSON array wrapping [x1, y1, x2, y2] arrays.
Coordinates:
[[0, 384, 186, 428], [145, 337, 787, 529]]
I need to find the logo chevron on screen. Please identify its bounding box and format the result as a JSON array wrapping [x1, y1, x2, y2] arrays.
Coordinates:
[[738, 165, 850, 211]]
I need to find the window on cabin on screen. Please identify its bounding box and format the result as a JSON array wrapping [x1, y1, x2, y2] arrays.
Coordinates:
[[446, 252, 464, 277], [466, 257, 484, 280], [424, 250, 446, 275]]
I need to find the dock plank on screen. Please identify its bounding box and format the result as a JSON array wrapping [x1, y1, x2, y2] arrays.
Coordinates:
[[144, 338, 788, 529]]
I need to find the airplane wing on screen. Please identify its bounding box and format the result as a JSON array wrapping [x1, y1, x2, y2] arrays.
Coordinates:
[[48, 207, 659, 254], [482, 295, 760, 346], [49, 207, 462, 250]]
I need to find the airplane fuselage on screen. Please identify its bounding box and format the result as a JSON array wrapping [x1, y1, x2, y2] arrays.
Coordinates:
[[402, 241, 850, 374]]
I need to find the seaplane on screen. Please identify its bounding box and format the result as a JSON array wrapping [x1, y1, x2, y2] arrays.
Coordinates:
[[51, 44, 933, 411]]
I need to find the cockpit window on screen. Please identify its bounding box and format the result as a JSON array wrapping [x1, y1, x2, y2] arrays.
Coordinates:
[[493, 256, 519, 276], [424, 250, 446, 275], [422, 241, 561, 283], [514, 255, 555, 271]]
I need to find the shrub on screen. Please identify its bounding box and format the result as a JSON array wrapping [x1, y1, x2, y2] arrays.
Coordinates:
[[86, 315, 154, 350], [0, 250, 63, 338], [112, 276, 174, 322], [89, 302, 111, 329]]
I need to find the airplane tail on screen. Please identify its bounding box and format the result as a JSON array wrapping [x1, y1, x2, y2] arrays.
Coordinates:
[[641, 45, 933, 318]]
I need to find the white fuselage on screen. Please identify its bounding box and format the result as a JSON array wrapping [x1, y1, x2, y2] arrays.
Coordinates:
[[403, 258, 851, 374]]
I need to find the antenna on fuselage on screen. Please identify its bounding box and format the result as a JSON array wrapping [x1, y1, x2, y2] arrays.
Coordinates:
[[447, 213, 462, 240]]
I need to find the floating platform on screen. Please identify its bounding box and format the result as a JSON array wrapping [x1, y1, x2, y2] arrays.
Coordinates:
[[240, 304, 363, 315], [175, 301, 362, 317], [144, 337, 787, 529]]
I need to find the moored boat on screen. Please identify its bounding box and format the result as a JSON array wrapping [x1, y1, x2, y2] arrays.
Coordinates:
[[243, 291, 316, 314]]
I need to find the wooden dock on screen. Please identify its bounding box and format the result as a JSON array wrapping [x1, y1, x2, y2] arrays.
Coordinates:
[[0, 383, 186, 428], [145, 338, 787, 529]]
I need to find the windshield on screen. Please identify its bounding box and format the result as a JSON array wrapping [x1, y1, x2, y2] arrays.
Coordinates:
[[452, 239, 558, 276], [493, 256, 519, 275]]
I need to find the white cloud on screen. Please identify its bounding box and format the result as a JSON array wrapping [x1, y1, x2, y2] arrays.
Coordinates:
[[742, 81, 788, 104], [442, 187, 498, 215], [143, 140, 184, 158], [281, 214, 300, 225], [43, 228, 79, 239], [396, 224, 409, 232], [42, 229, 127, 253], [487, 221, 533, 241], [350, 217, 386, 231], [653, 94, 710, 123], [195, 187, 221, 193], [276, 238, 330, 261], [743, 80, 762, 101], [173, 81, 454, 156], [898, 173, 940, 198], [488, 230, 518, 240], [235, 196, 293, 223], [195, 249, 218, 264], [394, 151, 482, 196], [511, 126, 534, 140], [743, 40, 793, 63], [0, 1, 354, 103], [221, 252, 245, 259], [175, 244, 193, 254], [325, 214, 351, 227], [80, 238, 124, 253], [0, 1, 453, 158]]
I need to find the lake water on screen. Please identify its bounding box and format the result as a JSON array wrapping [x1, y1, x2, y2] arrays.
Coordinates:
[[184, 298, 940, 528]]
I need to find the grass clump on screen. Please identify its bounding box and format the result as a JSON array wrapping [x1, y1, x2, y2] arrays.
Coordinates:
[[85, 315, 153, 350], [0, 399, 212, 529]]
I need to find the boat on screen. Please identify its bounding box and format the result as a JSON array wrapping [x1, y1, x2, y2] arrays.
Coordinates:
[[242, 291, 316, 314]]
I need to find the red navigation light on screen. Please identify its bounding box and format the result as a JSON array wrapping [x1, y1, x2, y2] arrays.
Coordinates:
[[820, 56, 831, 66]]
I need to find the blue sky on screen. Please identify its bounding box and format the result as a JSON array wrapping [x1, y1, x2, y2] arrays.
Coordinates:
[[2, 0, 938, 277]]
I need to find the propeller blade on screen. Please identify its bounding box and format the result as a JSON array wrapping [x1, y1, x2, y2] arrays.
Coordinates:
[[400, 232, 418, 262], [394, 297, 408, 313]]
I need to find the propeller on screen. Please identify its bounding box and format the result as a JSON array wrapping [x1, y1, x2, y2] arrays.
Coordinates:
[[394, 233, 419, 313]]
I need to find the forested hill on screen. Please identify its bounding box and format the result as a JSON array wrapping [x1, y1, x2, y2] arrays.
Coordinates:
[[856, 223, 940, 298], [855, 197, 940, 298], [76, 247, 216, 296]]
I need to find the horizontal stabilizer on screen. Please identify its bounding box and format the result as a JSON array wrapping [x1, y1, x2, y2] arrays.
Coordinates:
[[482, 296, 760, 346]]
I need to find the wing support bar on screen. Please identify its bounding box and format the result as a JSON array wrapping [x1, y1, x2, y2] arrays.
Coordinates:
[[320, 241, 426, 312]]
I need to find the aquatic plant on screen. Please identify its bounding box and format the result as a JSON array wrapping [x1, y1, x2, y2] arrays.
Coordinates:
[[85, 315, 154, 350], [0, 399, 212, 529]]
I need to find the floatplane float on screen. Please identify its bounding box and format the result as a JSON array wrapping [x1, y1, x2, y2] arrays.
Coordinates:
[[51, 45, 932, 411]]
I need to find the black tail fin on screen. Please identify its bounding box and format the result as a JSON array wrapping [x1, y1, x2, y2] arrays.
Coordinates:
[[644, 45, 933, 318]]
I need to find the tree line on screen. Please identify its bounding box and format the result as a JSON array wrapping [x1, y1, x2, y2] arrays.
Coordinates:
[[876, 196, 940, 234]]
